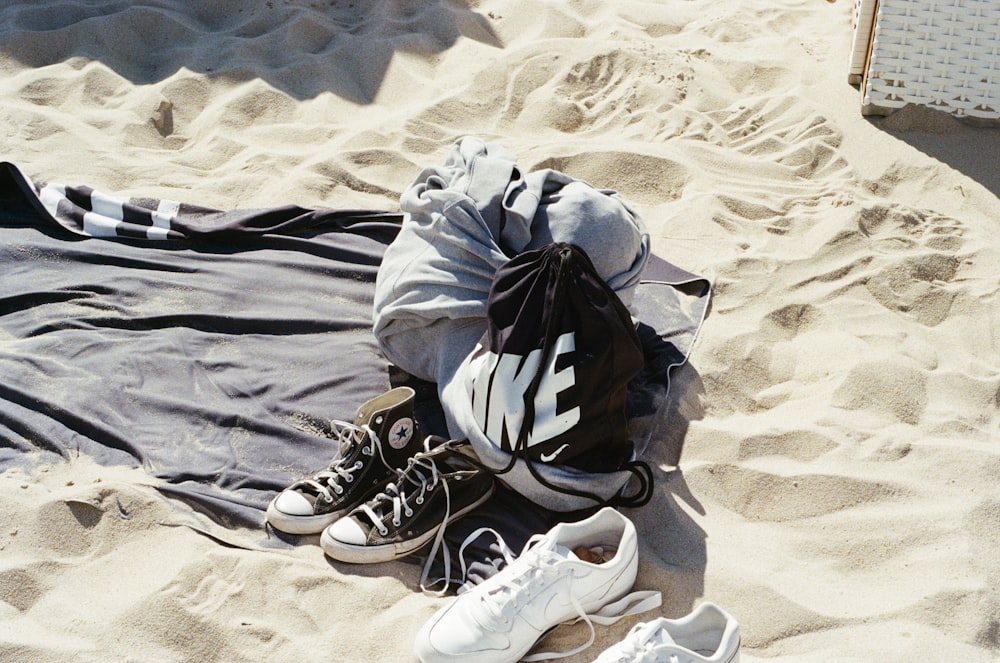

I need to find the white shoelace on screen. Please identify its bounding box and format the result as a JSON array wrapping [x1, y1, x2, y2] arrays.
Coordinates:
[[293, 421, 385, 502], [604, 625, 682, 663], [353, 438, 461, 596], [358, 442, 444, 536], [455, 528, 662, 661]]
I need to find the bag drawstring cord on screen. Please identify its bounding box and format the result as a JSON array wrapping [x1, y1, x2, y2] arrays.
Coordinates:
[[492, 245, 654, 509]]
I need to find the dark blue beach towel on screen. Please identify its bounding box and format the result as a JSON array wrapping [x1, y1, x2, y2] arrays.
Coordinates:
[[0, 160, 709, 585]]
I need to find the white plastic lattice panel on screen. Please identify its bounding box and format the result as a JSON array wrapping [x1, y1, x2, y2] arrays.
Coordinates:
[[849, 0, 879, 85], [861, 0, 1000, 120]]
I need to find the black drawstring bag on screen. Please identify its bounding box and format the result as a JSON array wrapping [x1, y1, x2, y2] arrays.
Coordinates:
[[464, 242, 653, 508]]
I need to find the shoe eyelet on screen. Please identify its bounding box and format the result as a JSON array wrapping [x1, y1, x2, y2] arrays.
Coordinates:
[[378, 527, 388, 536], [392, 518, 401, 527], [415, 496, 424, 505], [404, 508, 413, 517], [354, 461, 363, 469], [324, 496, 333, 503], [334, 486, 344, 495]]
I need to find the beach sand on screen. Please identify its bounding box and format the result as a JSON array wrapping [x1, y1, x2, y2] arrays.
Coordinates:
[[1, 1, 999, 661]]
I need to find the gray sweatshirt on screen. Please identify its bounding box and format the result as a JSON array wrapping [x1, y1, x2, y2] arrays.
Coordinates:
[[372, 136, 650, 510]]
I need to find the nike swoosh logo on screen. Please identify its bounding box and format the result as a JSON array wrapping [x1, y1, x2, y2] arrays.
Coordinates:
[[539, 444, 570, 463]]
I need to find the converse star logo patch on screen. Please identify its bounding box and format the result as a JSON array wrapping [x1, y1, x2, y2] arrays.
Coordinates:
[[388, 417, 415, 449]]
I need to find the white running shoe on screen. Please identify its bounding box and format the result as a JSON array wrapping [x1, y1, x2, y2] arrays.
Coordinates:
[[413, 507, 661, 663], [591, 602, 740, 663]]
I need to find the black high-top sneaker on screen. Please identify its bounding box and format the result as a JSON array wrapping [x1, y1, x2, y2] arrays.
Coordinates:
[[319, 437, 495, 564], [266, 386, 423, 535]]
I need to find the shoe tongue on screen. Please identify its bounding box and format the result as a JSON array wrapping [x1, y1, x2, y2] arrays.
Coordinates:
[[337, 426, 365, 455], [520, 534, 569, 559], [554, 543, 575, 559], [645, 622, 678, 647], [355, 510, 381, 534], [354, 394, 392, 429], [354, 406, 380, 429]]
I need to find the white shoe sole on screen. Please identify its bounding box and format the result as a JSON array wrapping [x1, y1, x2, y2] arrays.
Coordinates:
[[319, 484, 495, 563], [265, 498, 349, 535]]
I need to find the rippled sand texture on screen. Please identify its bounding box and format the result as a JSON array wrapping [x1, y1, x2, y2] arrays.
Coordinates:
[[1, 1, 999, 661]]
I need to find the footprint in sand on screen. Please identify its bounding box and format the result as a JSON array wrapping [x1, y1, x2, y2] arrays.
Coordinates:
[[858, 204, 965, 327]]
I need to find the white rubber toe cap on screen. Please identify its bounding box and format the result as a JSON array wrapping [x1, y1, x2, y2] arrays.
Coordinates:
[[272, 490, 314, 516], [326, 517, 368, 545]]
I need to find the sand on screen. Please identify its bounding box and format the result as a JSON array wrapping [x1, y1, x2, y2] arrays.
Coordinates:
[[1, 0, 999, 661]]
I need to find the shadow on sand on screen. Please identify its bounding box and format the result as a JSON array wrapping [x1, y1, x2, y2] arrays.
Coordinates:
[[0, 0, 502, 103], [867, 104, 1000, 198]]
